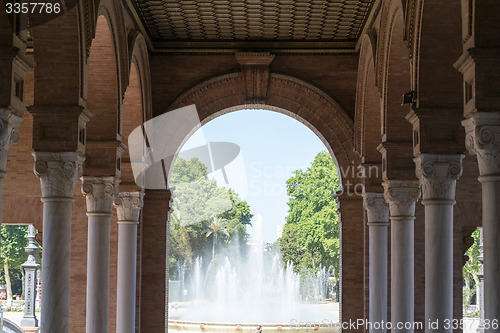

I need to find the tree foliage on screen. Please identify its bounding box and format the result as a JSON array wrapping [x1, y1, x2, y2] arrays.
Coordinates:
[[1, 225, 35, 301], [204, 216, 230, 260], [463, 228, 482, 310], [280, 151, 340, 280], [1, 225, 29, 268], [169, 157, 253, 276]]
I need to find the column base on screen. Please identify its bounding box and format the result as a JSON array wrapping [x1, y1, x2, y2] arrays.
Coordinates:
[[21, 317, 39, 328], [21, 327, 40, 333]]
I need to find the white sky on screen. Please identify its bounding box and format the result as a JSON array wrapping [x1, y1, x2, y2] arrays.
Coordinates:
[[178, 109, 327, 243]]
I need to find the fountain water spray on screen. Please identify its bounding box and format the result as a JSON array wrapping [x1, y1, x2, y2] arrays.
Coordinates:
[[170, 215, 337, 324]]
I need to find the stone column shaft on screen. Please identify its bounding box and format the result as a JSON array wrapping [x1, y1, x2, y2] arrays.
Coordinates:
[[81, 176, 117, 333], [463, 112, 500, 332], [33, 152, 83, 333], [481, 180, 500, 325], [415, 154, 463, 333], [364, 193, 390, 333], [383, 180, 420, 333], [114, 191, 144, 333]]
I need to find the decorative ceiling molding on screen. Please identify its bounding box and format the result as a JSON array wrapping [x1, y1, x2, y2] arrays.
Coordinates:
[[124, 0, 377, 53], [235, 52, 275, 104]]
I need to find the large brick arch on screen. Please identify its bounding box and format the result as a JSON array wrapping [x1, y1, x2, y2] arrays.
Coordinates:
[[377, 1, 412, 143], [168, 72, 357, 187], [355, 34, 382, 165], [93, 0, 129, 101], [407, 0, 463, 109], [128, 33, 152, 123], [165, 71, 366, 331], [86, 15, 119, 141], [121, 33, 152, 185]]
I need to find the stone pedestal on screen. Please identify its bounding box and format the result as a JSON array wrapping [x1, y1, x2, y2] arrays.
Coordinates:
[[415, 154, 463, 332], [81, 176, 117, 333], [463, 113, 500, 332], [33, 152, 83, 333], [363, 193, 389, 333], [383, 180, 420, 333], [22, 328, 40, 333], [21, 225, 40, 328], [114, 191, 144, 333]]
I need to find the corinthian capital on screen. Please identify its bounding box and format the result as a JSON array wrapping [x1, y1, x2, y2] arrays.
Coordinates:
[[81, 176, 118, 214], [462, 112, 500, 179], [0, 108, 22, 176], [114, 191, 144, 223], [414, 154, 463, 203], [383, 180, 421, 219], [363, 192, 389, 224], [33, 152, 84, 199]]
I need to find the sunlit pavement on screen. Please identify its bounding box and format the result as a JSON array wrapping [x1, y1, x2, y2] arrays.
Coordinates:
[[2, 310, 479, 332], [3, 312, 27, 326]]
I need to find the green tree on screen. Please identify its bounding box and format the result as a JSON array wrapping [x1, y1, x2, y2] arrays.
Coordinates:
[[280, 151, 340, 280], [463, 228, 482, 311], [1, 225, 30, 306], [204, 216, 230, 260], [168, 157, 253, 272]]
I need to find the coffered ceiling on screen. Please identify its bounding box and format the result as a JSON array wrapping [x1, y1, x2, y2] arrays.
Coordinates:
[[126, 0, 378, 53]]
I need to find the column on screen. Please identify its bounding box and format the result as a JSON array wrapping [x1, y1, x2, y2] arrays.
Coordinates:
[[338, 195, 365, 331], [363, 192, 389, 333], [21, 225, 40, 328], [414, 154, 463, 332], [383, 180, 420, 333], [114, 191, 144, 333], [139, 189, 172, 333], [81, 176, 117, 333], [33, 151, 83, 333], [463, 112, 500, 332]]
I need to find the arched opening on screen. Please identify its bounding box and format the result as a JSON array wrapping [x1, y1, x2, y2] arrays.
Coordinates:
[[361, 54, 381, 164], [414, 0, 462, 109], [122, 63, 144, 186], [355, 34, 383, 191], [85, 14, 121, 175], [383, 10, 412, 144], [167, 108, 342, 329], [134, 72, 364, 332]]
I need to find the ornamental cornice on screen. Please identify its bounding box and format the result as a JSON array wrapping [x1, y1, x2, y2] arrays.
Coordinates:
[[414, 154, 463, 202], [114, 191, 144, 223], [382, 179, 420, 218], [363, 192, 389, 224], [81, 176, 118, 214], [462, 112, 500, 179], [33, 152, 84, 199]]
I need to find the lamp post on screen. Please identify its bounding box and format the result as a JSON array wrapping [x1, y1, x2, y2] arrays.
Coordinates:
[[477, 227, 484, 333], [21, 225, 40, 327]]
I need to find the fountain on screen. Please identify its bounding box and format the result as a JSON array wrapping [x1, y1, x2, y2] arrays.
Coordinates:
[[168, 236, 339, 332]]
